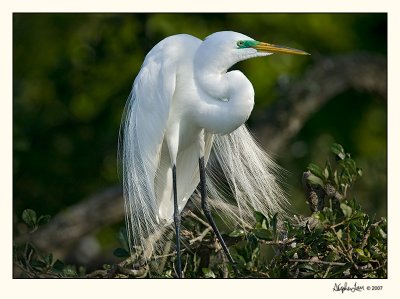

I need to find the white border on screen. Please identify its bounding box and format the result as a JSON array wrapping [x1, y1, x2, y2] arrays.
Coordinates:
[[1, 1, 398, 299]]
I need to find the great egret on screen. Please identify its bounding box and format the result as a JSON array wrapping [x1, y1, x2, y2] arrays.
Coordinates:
[[120, 31, 309, 277]]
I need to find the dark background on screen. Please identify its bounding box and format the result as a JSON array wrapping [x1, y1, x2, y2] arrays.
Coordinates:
[[13, 13, 387, 265]]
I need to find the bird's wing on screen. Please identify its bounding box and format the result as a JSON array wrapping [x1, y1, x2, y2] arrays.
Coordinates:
[[120, 34, 200, 256], [120, 46, 176, 255]]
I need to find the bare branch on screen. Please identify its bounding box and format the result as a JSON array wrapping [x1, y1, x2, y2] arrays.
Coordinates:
[[289, 258, 346, 266]]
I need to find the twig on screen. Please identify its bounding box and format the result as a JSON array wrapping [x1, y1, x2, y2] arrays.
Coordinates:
[[331, 227, 361, 274], [330, 220, 346, 229], [187, 211, 212, 229], [289, 258, 346, 266], [220, 249, 229, 278], [86, 269, 107, 278], [323, 265, 332, 278], [152, 248, 187, 260], [86, 263, 148, 278], [189, 227, 212, 245], [155, 231, 173, 274], [361, 220, 384, 249], [183, 253, 189, 275], [258, 237, 297, 246]]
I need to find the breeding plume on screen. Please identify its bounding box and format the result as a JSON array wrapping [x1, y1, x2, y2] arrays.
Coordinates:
[[119, 31, 309, 277]]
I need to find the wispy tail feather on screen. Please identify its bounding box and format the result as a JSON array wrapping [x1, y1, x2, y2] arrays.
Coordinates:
[[205, 125, 289, 228]]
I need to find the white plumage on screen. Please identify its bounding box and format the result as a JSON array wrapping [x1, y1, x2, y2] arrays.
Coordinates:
[[119, 31, 308, 266]]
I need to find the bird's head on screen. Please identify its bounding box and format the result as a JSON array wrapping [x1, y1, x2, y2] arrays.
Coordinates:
[[197, 31, 309, 71]]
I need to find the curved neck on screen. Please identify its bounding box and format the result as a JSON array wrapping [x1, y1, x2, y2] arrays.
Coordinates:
[[193, 62, 255, 135]]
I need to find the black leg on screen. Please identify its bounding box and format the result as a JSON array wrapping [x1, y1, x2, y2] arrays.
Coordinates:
[[172, 165, 182, 278], [199, 157, 237, 273]]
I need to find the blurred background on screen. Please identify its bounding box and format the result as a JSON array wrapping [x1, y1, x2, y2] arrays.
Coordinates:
[[13, 13, 387, 271]]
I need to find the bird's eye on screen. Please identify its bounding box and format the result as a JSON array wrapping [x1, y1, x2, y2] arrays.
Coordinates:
[[237, 40, 244, 48]]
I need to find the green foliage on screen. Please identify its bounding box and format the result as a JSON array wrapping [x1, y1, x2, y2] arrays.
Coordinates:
[[21, 209, 50, 233], [14, 209, 82, 278], [14, 144, 386, 278], [264, 144, 386, 278]]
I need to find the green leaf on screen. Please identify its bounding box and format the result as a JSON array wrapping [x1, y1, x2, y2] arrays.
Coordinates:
[[44, 253, 53, 265], [338, 158, 357, 175], [62, 266, 78, 277], [306, 173, 324, 187], [299, 264, 316, 272], [202, 268, 216, 278], [327, 263, 352, 278], [271, 213, 278, 235], [254, 228, 273, 240], [355, 248, 364, 256], [340, 203, 352, 218], [307, 163, 324, 180], [335, 229, 343, 240], [30, 259, 46, 269], [331, 143, 345, 159], [113, 248, 130, 258], [38, 215, 51, 226], [378, 228, 387, 239], [355, 248, 370, 262], [323, 167, 329, 180], [229, 229, 245, 237], [52, 259, 65, 271], [118, 226, 129, 250], [333, 170, 339, 186], [325, 161, 333, 179], [254, 211, 266, 224], [22, 209, 37, 228]]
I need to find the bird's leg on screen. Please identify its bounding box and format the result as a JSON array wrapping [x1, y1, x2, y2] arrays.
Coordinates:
[[172, 165, 182, 278], [199, 157, 237, 273]]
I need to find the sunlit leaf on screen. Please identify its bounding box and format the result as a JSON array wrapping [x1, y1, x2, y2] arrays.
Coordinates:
[[229, 229, 246, 237], [340, 203, 352, 218], [202, 268, 216, 278], [307, 163, 324, 180], [331, 143, 345, 159], [306, 173, 324, 187]]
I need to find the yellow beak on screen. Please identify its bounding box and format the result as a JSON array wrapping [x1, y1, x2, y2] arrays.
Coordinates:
[[254, 42, 310, 55]]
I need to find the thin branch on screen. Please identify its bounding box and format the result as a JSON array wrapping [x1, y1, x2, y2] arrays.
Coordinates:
[[151, 249, 186, 260], [289, 258, 346, 266], [361, 219, 384, 249], [258, 237, 297, 246], [186, 210, 212, 229], [189, 227, 212, 245]]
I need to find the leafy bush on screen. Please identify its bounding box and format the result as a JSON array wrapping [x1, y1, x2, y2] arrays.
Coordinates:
[[13, 143, 387, 278]]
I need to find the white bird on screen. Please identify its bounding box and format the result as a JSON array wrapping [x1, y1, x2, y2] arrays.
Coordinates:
[[119, 31, 309, 277]]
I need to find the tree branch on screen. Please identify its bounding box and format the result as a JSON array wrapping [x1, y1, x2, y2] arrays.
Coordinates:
[[16, 186, 124, 258], [253, 53, 387, 151]]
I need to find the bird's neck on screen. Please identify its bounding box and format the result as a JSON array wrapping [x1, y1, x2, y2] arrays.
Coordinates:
[[193, 59, 255, 135]]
